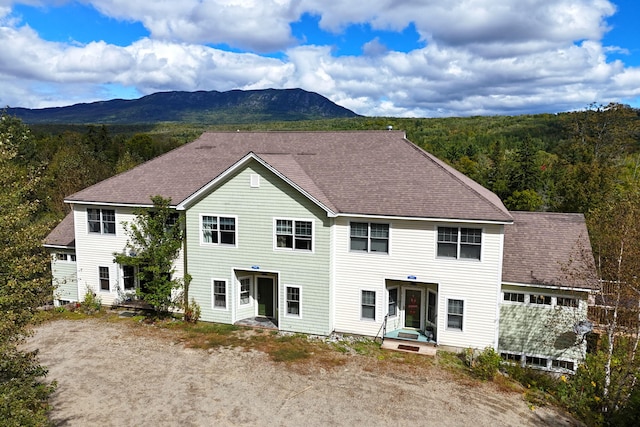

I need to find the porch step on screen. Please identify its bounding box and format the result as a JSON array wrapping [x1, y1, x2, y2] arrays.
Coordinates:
[[381, 338, 437, 356]]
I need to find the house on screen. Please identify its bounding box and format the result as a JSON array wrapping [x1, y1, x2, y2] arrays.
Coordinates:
[[44, 130, 597, 370]]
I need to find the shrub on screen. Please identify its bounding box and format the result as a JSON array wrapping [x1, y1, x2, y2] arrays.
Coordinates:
[[80, 288, 101, 314], [183, 298, 201, 323], [466, 347, 502, 380]]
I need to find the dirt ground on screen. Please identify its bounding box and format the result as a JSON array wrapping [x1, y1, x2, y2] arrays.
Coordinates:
[[26, 318, 580, 427]]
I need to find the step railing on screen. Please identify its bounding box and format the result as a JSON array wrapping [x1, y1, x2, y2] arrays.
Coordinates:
[[375, 314, 389, 343]]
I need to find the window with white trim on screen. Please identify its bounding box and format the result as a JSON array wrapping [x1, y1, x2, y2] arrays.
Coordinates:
[[447, 299, 464, 330], [275, 219, 313, 251], [504, 292, 525, 303], [122, 265, 136, 291], [361, 290, 376, 320], [387, 288, 398, 317], [239, 277, 251, 305], [286, 286, 301, 317], [437, 227, 481, 260], [201, 215, 236, 245], [56, 253, 76, 262], [526, 356, 548, 368], [500, 353, 522, 362], [557, 297, 578, 308], [530, 294, 552, 305], [88, 208, 116, 234], [350, 222, 389, 253], [552, 360, 575, 371], [212, 280, 226, 309], [99, 266, 110, 291]]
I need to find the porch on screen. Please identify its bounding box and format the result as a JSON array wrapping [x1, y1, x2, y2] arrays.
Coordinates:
[[381, 328, 437, 355]]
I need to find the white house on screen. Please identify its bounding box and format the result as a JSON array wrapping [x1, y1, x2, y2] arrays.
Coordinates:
[[44, 131, 598, 370]]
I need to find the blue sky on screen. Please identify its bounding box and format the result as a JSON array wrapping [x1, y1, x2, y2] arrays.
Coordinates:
[[1, 0, 639, 117]]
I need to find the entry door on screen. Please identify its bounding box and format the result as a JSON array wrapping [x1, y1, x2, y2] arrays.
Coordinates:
[[404, 289, 423, 329], [257, 277, 274, 317]]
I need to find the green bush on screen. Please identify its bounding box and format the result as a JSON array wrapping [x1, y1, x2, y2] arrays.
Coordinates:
[[80, 289, 101, 314], [470, 347, 502, 380]]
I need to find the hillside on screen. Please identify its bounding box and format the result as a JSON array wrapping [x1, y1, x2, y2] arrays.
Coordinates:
[[8, 88, 359, 124]]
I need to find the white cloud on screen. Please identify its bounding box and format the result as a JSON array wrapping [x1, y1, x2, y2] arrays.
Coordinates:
[[1, 0, 639, 117]]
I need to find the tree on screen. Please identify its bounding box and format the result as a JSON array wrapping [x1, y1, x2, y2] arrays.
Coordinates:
[[579, 193, 640, 420], [113, 196, 184, 315], [0, 112, 56, 425]]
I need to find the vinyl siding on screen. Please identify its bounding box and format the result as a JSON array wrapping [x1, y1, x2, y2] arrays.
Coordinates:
[[73, 206, 184, 307], [185, 160, 332, 335], [333, 218, 503, 349], [499, 284, 588, 361], [50, 251, 78, 302]]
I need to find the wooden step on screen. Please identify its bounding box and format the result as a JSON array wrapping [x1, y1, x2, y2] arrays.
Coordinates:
[[381, 338, 437, 356]]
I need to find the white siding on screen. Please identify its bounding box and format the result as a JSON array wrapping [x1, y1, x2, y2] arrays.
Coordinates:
[[73, 206, 184, 307], [333, 218, 503, 350]]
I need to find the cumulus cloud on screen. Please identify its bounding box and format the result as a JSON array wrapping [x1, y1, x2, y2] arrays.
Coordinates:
[[1, 0, 639, 117]]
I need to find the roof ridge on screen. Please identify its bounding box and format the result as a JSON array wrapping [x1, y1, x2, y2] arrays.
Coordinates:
[[402, 137, 512, 222]]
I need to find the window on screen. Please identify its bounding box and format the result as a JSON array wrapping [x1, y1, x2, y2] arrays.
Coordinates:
[[361, 290, 376, 320], [504, 292, 525, 303], [213, 280, 226, 309], [427, 291, 437, 324], [286, 286, 300, 317], [552, 360, 575, 371], [447, 299, 464, 330], [88, 208, 116, 235], [437, 227, 481, 260], [99, 266, 110, 291], [388, 288, 398, 317], [122, 265, 136, 291], [530, 294, 552, 305], [501, 353, 522, 362], [526, 356, 548, 368], [557, 297, 578, 308], [201, 215, 236, 245], [239, 277, 251, 305], [56, 253, 76, 262], [350, 222, 389, 253], [275, 219, 312, 251]]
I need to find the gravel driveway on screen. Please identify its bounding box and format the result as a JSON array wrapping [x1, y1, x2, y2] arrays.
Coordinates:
[[27, 318, 578, 426]]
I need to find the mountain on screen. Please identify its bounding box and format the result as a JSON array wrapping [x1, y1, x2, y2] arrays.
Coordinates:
[[7, 88, 360, 124]]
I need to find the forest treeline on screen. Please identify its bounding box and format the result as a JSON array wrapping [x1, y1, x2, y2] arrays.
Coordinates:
[[2, 104, 640, 424], [12, 102, 640, 221]]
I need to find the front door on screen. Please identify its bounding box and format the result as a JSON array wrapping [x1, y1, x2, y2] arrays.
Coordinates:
[[257, 277, 274, 317], [404, 289, 423, 329]]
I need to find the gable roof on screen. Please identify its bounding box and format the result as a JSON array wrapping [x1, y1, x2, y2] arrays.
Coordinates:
[[65, 131, 512, 222], [502, 211, 598, 290], [43, 212, 75, 248]]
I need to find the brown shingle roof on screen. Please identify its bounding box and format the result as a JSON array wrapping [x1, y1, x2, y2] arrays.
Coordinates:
[[65, 131, 512, 222], [502, 211, 598, 289], [43, 212, 75, 248]]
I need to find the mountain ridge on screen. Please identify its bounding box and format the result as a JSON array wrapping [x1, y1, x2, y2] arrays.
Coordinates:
[[7, 88, 360, 124]]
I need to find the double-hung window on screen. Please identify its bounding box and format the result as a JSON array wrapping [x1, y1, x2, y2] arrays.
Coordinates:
[[239, 277, 251, 305], [437, 227, 481, 260], [99, 266, 110, 291], [88, 208, 116, 235], [286, 286, 301, 317], [212, 280, 227, 309], [387, 288, 398, 317], [201, 215, 236, 245], [275, 219, 313, 251], [447, 299, 464, 330], [361, 290, 376, 320], [350, 222, 389, 253], [122, 265, 136, 291]]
